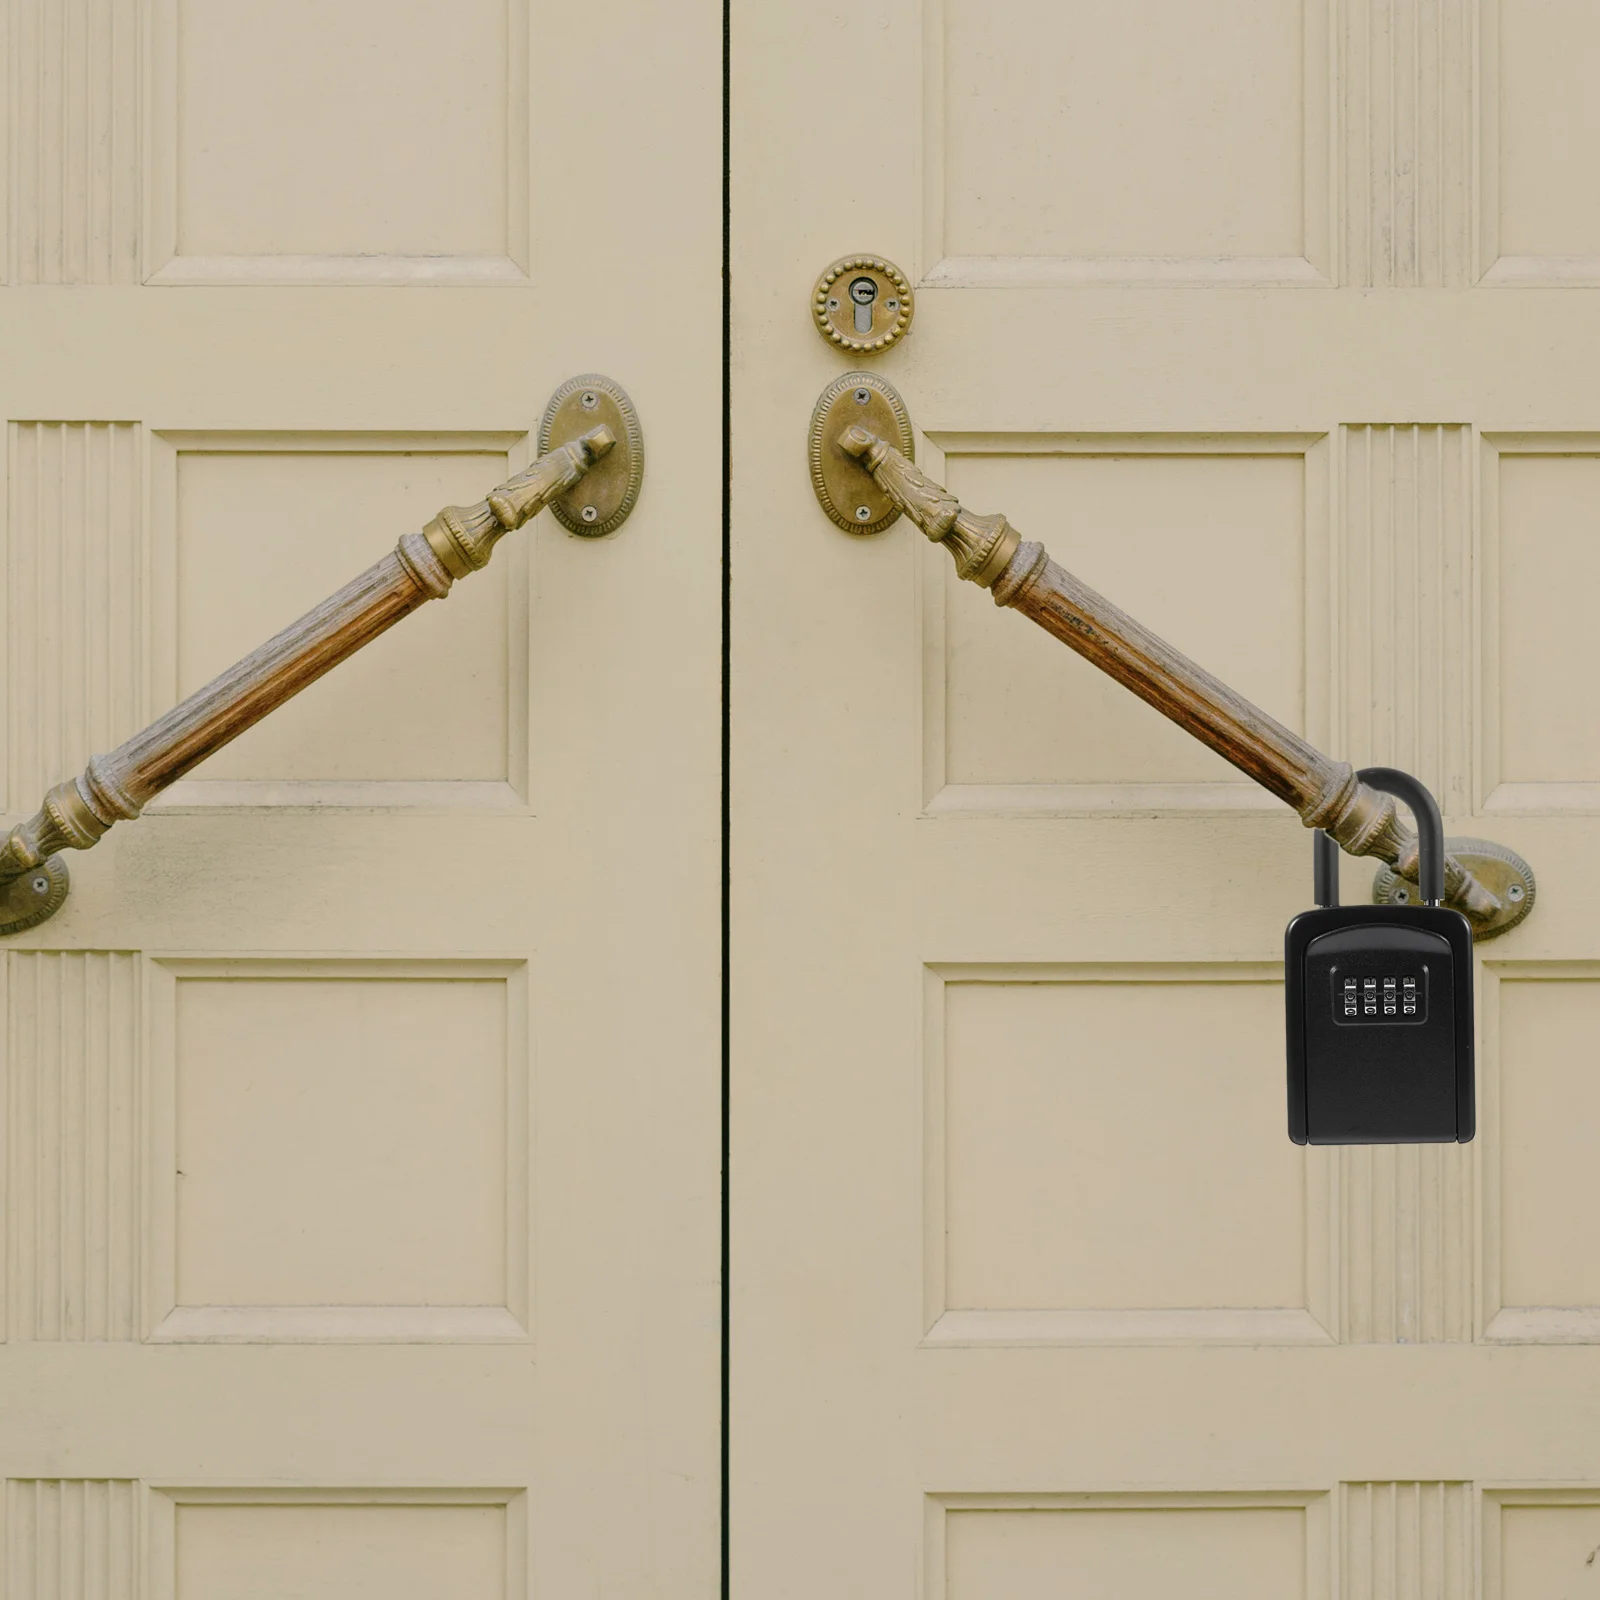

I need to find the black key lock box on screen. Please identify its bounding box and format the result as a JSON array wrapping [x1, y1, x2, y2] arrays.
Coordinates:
[[1286, 767, 1474, 1145]]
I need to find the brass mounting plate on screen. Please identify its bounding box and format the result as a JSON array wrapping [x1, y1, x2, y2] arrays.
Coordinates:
[[537, 374, 644, 537], [809, 372, 914, 534], [1373, 836, 1537, 940], [0, 855, 69, 935]]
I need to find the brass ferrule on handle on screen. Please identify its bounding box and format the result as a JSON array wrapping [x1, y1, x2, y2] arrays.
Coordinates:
[[838, 424, 1507, 927], [0, 424, 616, 928]]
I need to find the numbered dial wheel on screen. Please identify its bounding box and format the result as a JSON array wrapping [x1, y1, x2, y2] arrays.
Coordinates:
[[812, 256, 914, 354]]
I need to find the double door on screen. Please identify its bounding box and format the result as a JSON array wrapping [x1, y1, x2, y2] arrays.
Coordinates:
[[3, 1, 1599, 1596]]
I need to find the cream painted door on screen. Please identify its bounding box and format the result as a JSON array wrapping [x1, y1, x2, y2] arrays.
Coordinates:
[[734, 1, 1600, 1596], [0, 2, 719, 1597]]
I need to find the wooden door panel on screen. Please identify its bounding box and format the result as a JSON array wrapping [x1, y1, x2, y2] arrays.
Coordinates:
[[0, 1, 721, 1594], [735, 0, 1600, 1593]]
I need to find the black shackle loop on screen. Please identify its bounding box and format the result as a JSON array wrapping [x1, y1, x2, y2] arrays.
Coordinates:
[[1312, 767, 1446, 910]]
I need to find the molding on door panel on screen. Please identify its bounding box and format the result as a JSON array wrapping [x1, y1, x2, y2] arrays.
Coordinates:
[[924, 1491, 1331, 1600], [5, 950, 143, 1342], [6, 0, 141, 284], [146, 1485, 527, 1600], [142, 956, 530, 1344], [1340, 0, 1477, 287], [1478, 434, 1600, 815], [1478, 962, 1600, 1344], [5, 422, 146, 816], [919, 0, 1333, 286], [1334, 425, 1475, 820], [142, 0, 531, 286], [920, 963, 1337, 1349], [1342, 1481, 1474, 1600]]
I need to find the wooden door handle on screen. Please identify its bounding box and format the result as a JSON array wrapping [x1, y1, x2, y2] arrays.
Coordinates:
[[0, 383, 641, 935], [835, 422, 1535, 937]]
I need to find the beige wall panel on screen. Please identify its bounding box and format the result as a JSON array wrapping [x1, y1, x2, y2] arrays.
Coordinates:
[[7, 422, 144, 812], [6, 951, 140, 1342], [165, 1494, 518, 1600], [1483, 446, 1600, 809], [1491, 0, 1600, 279], [928, 967, 1330, 1343], [931, 0, 1320, 281], [930, 444, 1312, 811], [6, 1479, 138, 1599], [150, 0, 527, 282], [939, 1499, 1314, 1600], [1489, 1496, 1600, 1600], [1341, 0, 1474, 287], [149, 961, 526, 1341], [1342, 1482, 1472, 1600], [7, 0, 140, 284], [155, 437, 524, 806], [1487, 971, 1600, 1333]]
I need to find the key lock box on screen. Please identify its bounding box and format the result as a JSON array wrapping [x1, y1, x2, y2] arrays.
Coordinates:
[[1286, 769, 1474, 1145]]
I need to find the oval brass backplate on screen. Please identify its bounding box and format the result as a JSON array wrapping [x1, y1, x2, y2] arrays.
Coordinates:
[[809, 371, 915, 534], [812, 256, 914, 354], [1373, 837, 1537, 940], [537, 374, 644, 537]]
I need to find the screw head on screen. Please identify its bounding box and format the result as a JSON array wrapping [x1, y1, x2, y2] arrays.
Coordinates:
[[853, 388, 871, 404], [31, 876, 48, 895], [885, 299, 899, 311], [580, 505, 600, 524], [580, 391, 599, 410], [827, 298, 840, 311], [1393, 887, 1410, 903], [854, 505, 873, 522], [1508, 882, 1526, 902]]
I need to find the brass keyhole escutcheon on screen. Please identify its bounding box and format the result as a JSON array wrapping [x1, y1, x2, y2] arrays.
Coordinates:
[[812, 255, 914, 354]]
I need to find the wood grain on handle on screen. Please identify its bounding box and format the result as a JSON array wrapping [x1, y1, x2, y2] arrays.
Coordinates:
[[838, 425, 1501, 922], [0, 428, 614, 888]]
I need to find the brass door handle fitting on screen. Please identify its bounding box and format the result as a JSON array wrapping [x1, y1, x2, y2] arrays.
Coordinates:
[[812, 379, 1534, 938], [0, 375, 644, 934]]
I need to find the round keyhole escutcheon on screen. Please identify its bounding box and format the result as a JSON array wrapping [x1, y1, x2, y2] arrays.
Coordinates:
[[812, 255, 914, 354]]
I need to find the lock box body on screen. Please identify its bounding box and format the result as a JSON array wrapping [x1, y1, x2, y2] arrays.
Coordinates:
[[1286, 905, 1474, 1145]]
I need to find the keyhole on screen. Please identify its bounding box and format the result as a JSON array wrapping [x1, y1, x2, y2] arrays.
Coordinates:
[[849, 276, 877, 334]]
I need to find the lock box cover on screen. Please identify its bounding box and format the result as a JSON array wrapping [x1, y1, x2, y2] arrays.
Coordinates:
[[1285, 904, 1474, 1145]]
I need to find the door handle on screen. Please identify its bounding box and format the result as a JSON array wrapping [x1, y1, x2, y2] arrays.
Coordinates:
[[0, 375, 644, 934], [811, 378, 1534, 938]]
